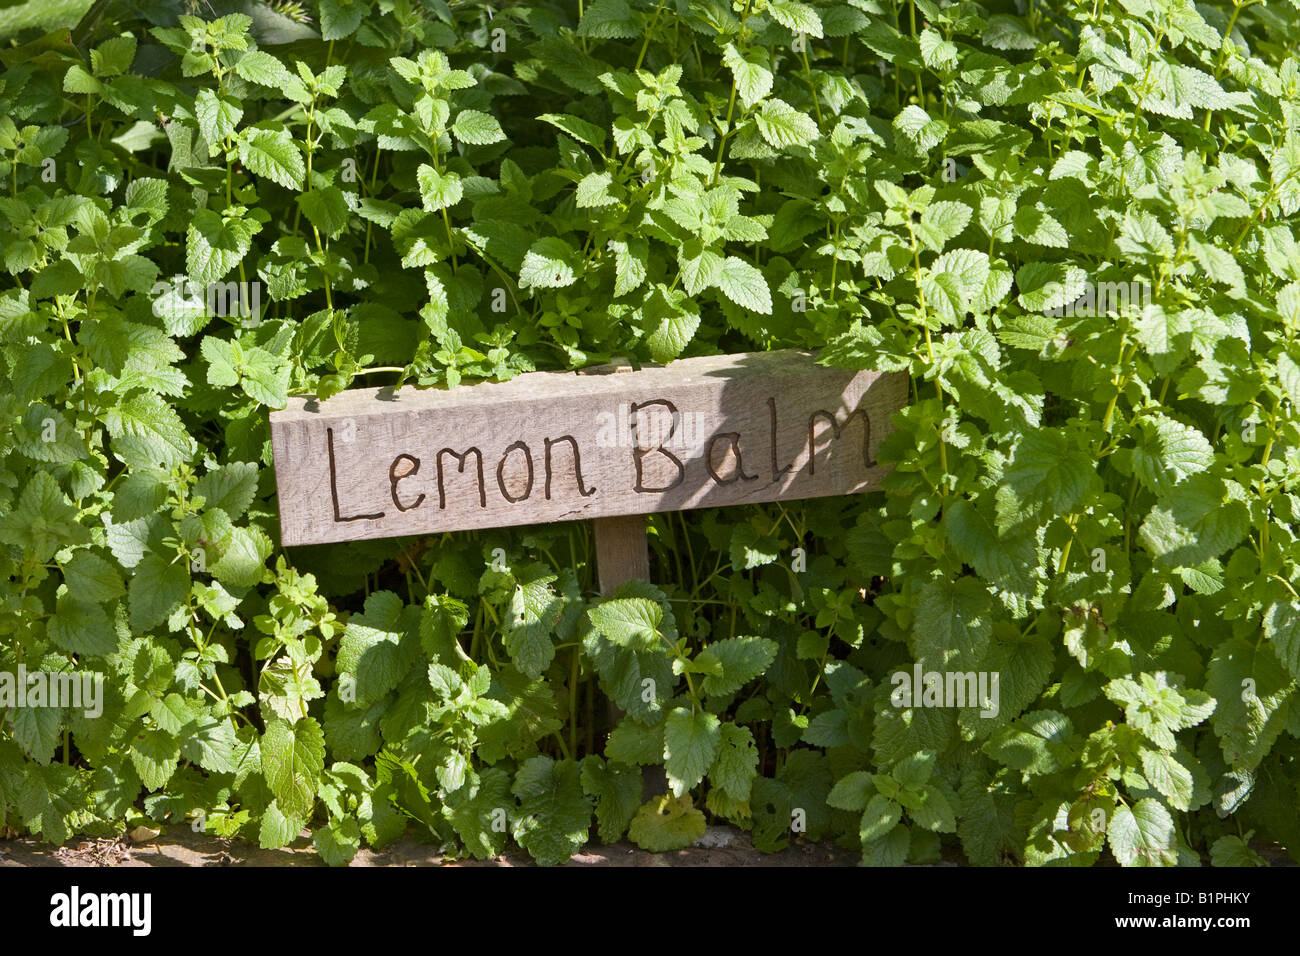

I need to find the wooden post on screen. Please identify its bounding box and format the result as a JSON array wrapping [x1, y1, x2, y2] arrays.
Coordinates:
[[584, 359, 648, 596], [592, 514, 650, 595], [588, 361, 652, 763], [592, 512, 666, 796]]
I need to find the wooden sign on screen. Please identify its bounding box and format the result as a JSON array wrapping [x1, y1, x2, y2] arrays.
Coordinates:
[[270, 351, 906, 547]]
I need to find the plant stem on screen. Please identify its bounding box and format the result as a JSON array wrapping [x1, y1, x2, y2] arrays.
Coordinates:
[[635, 0, 669, 71]]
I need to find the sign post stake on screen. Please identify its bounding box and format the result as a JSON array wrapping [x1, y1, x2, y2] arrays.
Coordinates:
[[582, 360, 650, 596], [592, 512, 660, 791], [592, 515, 649, 595]]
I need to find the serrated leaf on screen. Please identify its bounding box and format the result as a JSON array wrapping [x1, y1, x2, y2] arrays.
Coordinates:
[[451, 109, 505, 146], [580, 756, 642, 843], [628, 792, 706, 851], [696, 637, 778, 697], [715, 256, 771, 313], [511, 755, 590, 866], [755, 98, 819, 149], [239, 129, 304, 190], [663, 707, 721, 797], [1108, 799, 1177, 867], [261, 717, 325, 820], [519, 236, 579, 290]]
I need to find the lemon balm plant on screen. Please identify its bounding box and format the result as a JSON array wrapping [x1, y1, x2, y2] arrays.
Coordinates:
[[1, 0, 1299, 867]]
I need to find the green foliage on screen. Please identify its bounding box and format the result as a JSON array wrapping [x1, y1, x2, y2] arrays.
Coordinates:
[[0, 0, 1298, 867]]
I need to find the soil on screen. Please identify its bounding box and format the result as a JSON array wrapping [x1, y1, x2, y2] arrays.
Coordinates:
[[0, 824, 863, 868], [3, 827, 1288, 868]]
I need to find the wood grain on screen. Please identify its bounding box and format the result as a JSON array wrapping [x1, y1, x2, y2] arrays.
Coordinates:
[[593, 515, 651, 594], [270, 350, 907, 546]]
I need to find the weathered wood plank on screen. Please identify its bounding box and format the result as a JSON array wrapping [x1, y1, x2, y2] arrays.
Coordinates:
[[270, 350, 906, 546], [594, 515, 651, 595]]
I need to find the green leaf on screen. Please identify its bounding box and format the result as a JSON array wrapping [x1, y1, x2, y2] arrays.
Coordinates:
[[324, 694, 386, 762], [917, 201, 971, 252], [696, 637, 778, 697], [859, 793, 902, 843], [130, 730, 180, 790], [1140, 748, 1194, 812], [451, 109, 505, 146], [1206, 638, 1294, 773], [19, 764, 81, 844], [442, 766, 511, 858], [628, 792, 706, 851], [907, 786, 957, 832], [503, 564, 565, 678], [828, 770, 874, 812], [336, 590, 416, 707], [519, 236, 579, 289], [1209, 834, 1268, 867], [297, 186, 350, 239], [538, 113, 606, 150], [943, 498, 1036, 592], [186, 208, 260, 284], [587, 598, 662, 651], [578, 0, 641, 39], [957, 772, 1021, 865], [92, 36, 137, 76], [234, 50, 295, 88], [319, 0, 365, 40], [709, 722, 758, 800], [1265, 601, 1300, 680], [258, 800, 305, 849], [313, 815, 361, 866], [609, 237, 648, 296], [261, 717, 325, 821], [209, 525, 272, 586], [47, 594, 117, 656], [640, 290, 700, 363], [755, 98, 819, 149], [63, 551, 125, 603], [11, 704, 61, 764], [195, 89, 242, 146], [767, 1, 823, 38], [580, 755, 642, 843], [913, 576, 992, 669], [180, 715, 239, 774], [128, 554, 190, 632], [1107, 798, 1177, 867], [715, 256, 772, 314], [1104, 673, 1214, 751], [663, 707, 721, 797], [0, 472, 90, 562], [1002, 429, 1096, 516], [193, 462, 259, 521], [64, 64, 101, 95], [1130, 414, 1214, 497], [239, 129, 304, 190], [983, 710, 1072, 775], [415, 165, 463, 213], [575, 171, 617, 208], [1138, 475, 1249, 567], [511, 756, 590, 866], [605, 718, 665, 765], [722, 45, 773, 109]]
